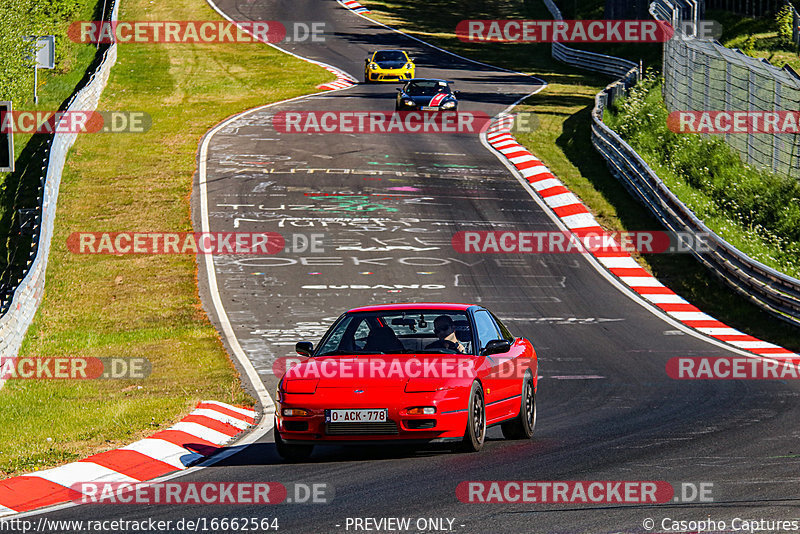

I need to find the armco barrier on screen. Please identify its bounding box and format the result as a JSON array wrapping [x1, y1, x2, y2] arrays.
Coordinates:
[[0, 1, 120, 384], [541, 0, 800, 327], [543, 0, 639, 79]]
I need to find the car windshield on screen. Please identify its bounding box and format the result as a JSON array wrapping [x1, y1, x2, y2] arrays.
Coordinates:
[[316, 310, 472, 355], [374, 51, 407, 62], [405, 81, 451, 96]]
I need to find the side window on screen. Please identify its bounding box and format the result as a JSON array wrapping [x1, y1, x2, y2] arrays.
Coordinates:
[[490, 312, 515, 342], [474, 310, 501, 351], [352, 318, 371, 350]]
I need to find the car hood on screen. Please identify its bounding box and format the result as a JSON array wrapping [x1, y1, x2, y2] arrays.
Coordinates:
[[283, 354, 477, 388], [401, 93, 454, 106], [375, 60, 407, 69]]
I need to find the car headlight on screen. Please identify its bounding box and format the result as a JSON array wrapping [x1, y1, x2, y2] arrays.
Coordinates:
[[369, 63, 379, 70], [441, 100, 456, 109], [405, 63, 413, 69], [402, 99, 415, 106]]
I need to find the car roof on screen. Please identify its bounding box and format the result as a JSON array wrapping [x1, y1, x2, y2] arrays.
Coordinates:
[[408, 78, 451, 84], [372, 49, 408, 54], [346, 302, 474, 313]]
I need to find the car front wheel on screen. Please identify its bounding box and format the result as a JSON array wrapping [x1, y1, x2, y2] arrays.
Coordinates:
[[456, 381, 486, 452]]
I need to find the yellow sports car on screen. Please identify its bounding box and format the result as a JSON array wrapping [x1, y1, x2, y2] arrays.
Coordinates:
[[364, 49, 416, 83]]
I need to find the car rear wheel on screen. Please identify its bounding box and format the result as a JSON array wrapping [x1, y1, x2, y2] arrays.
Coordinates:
[[456, 381, 486, 452], [274, 422, 314, 462], [501, 372, 536, 440]]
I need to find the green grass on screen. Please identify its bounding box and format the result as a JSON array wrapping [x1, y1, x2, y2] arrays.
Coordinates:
[[362, 0, 800, 350], [0, 0, 332, 477]]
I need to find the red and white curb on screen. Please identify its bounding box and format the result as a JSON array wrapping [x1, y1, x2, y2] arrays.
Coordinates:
[[338, 0, 371, 14], [0, 401, 256, 517], [317, 64, 357, 90], [484, 115, 798, 359]]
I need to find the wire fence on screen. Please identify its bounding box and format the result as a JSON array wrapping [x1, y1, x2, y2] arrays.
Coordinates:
[[705, 0, 786, 17], [654, 0, 800, 178], [0, 1, 119, 371]]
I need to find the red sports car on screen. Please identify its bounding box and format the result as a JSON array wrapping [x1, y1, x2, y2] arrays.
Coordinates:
[[274, 303, 538, 461]]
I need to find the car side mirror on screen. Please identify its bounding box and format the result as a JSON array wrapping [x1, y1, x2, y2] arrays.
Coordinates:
[[396, 88, 402, 92], [295, 341, 314, 357], [481, 339, 511, 356]]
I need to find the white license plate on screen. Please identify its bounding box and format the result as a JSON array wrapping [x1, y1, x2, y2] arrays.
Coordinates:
[[326, 409, 387, 423], [421, 106, 437, 111]]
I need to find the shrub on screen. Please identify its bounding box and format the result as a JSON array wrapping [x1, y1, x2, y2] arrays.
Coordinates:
[[606, 77, 800, 276], [776, 5, 796, 49]]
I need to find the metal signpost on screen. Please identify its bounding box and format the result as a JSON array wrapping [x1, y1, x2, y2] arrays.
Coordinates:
[[23, 35, 55, 104]]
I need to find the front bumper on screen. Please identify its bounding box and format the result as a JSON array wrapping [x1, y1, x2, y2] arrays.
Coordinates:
[[366, 69, 415, 82], [276, 386, 468, 443]]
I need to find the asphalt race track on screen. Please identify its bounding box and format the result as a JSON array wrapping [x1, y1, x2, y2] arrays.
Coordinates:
[[29, 1, 800, 532]]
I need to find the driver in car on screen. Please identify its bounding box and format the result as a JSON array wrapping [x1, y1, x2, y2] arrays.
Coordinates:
[[425, 315, 467, 353]]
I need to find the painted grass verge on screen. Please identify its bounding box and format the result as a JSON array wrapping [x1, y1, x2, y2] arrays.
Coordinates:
[[360, 0, 800, 350], [0, 0, 332, 477]]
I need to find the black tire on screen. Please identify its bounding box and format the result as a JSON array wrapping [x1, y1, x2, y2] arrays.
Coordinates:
[[456, 381, 486, 452], [274, 423, 314, 462], [501, 372, 536, 440]]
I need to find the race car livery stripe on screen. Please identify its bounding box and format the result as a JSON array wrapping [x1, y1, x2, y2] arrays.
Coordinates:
[[484, 114, 799, 359], [429, 93, 448, 107], [340, 0, 371, 14], [0, 401, 256, 517]]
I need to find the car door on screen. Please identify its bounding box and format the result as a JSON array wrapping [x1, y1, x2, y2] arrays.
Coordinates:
[[489, 312, 529, 417], [473, 310, 511, 423]]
